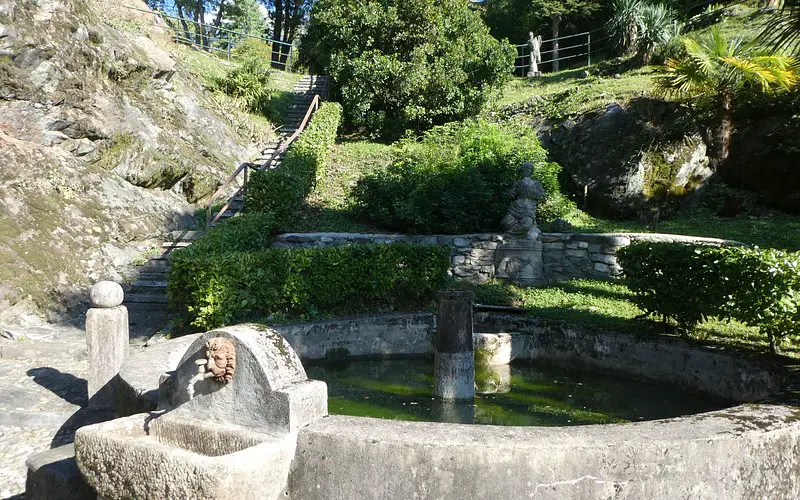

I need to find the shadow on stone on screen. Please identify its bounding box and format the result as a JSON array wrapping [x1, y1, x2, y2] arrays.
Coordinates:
[[26, 367, 88, 407], [51, 406, 117, 448]]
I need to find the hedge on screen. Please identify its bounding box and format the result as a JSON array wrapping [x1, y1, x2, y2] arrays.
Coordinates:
[[351, 120, 574, 234], [246, 101, 343, 228], [168, 242, 451, 331], [618, 241, 800, 353]]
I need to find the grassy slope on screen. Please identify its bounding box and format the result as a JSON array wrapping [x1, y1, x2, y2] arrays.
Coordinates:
[[283, 140, 395, 233]]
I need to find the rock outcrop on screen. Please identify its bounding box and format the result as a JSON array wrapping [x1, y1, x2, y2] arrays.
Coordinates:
[[539, 98, 712, 218], [0, 0, 272, 322]]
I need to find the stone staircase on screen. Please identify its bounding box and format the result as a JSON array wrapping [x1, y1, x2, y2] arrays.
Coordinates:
[[121, 75, 330, 337]]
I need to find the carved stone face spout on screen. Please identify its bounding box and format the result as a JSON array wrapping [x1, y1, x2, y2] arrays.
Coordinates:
[[204, 337, 236, 383]]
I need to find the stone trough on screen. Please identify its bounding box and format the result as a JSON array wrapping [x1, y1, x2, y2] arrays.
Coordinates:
[[30, 310, 800, 499]]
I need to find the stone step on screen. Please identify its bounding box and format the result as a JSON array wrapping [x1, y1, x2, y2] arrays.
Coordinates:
[[138, 258, 171, 271], [163, 229, 204, 242], [162, 241, 192, 249], [123, 293, 168, 304], [122, 271, 168, 282], [128, 280, 168, 289]]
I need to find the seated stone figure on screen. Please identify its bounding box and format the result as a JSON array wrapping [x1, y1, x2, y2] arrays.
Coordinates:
[[501, 162, 546, 238]]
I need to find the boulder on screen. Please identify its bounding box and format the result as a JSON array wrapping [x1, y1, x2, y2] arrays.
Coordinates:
[[541, 98, 712, 218]]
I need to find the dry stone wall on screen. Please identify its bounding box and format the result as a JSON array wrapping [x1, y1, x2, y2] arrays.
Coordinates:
[[274, 232, 741, 283]]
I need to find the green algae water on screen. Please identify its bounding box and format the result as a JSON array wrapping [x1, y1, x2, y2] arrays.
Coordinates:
[[306, 359, 732, 426]]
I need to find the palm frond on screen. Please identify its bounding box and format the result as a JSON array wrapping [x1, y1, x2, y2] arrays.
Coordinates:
[[759, 0, 800, 55]]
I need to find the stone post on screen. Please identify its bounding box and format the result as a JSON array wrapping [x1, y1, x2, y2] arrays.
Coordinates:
[[434, 290, 475, 401], [85, 281, 128, 409]]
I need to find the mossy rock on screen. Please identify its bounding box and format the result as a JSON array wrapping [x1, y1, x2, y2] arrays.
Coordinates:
[[541, 98, 711, 218]]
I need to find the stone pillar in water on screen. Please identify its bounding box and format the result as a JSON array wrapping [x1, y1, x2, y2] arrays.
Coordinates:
[[85, 281, 128, 409], [434, 290, 475, 401]]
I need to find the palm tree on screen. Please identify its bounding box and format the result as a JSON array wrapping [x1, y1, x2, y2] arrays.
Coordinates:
[[637, 3, 679, 65], [759, 0, 800, 55], [607, 0, 643, 56], [654, 27, 799, 172]]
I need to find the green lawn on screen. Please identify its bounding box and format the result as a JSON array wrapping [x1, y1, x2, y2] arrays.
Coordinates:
[[492, 66, 655, 118], [563, 211, 800, 251], [462, 278, 800, 358], [282, 140, 395, 233]]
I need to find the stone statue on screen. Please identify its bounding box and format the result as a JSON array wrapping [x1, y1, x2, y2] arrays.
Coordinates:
[[501, 162, 546, 239], [528, 32, 542, 77]]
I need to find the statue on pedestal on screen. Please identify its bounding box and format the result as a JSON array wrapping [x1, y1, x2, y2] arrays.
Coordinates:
[[501, 162, 546, 239], [528, 33, 543, 77]]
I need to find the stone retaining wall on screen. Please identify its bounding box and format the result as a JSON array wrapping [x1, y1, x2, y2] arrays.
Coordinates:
[[275, 232, 741, 283]]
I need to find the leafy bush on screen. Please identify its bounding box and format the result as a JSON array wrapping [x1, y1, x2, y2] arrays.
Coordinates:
[[230, 38, 273, 62], [190, 212, 277, 254], [302, 0, 515, 139], [607, 0, 680, 65], [215, 55, 273, 115], [617, 242, 730, 330], [168, 243, 451, 331], [618, 241, 800, 352], [246, 102, 343, 227], [351, 120, 575, 233]]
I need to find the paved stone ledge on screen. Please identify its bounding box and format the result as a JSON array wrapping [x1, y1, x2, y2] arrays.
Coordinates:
[[274, 232, 743, 283], [288, 405, 800, 500]]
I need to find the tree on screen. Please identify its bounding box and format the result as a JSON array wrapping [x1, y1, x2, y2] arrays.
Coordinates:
[[224, 0, 268, 37], [302, 0, 515, 139], [262, 0, 314, 68], [483, 0, 600, 71], [654, 28, 799, 172]]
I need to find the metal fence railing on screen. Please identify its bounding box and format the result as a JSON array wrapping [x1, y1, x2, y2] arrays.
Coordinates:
[[514, 31, 610, 76], [125, 6, 296, 72]]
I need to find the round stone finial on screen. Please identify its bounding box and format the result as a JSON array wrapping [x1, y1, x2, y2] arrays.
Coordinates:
[[90, 281, 124, 308]]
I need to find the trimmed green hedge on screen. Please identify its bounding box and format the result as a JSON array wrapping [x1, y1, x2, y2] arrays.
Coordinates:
[[618, 241, 800, 353], [246, 101, 343, 227], [168, 242, 451, 331]]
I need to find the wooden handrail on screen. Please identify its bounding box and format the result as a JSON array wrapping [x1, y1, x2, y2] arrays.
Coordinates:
[[205, 88, 324, 230]]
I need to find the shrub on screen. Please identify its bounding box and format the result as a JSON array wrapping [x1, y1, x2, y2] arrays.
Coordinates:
[[617, 242, 730, 330], [618, 241, 800, 353], [246, 101, 343, 228], [190, 212, 277, 254], [302, 0, 515, 139], [351, 120, 575, 234], [230, 38, 273, 62], [168, 243, 451, 331], [215, 55, 273, 115]]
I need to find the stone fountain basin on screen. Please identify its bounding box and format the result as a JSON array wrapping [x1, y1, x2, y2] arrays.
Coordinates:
[[75, 413, 296, 500]]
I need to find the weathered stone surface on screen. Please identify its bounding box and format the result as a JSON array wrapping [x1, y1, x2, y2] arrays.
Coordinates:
[[25, 444, 95, 500], [593, 262, 610, 273], [160, 324, 327, 432], [473, 333, 512, 366], [494, 237, 544, 285], [89, 281, 123, 308], [288, 405, 800, 500], [590, 253, 617, 265], [541, 99, 712, 218], [85, 305, 127, 409], [75, 414, 296, 500], [0, 0, 267, 322]]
